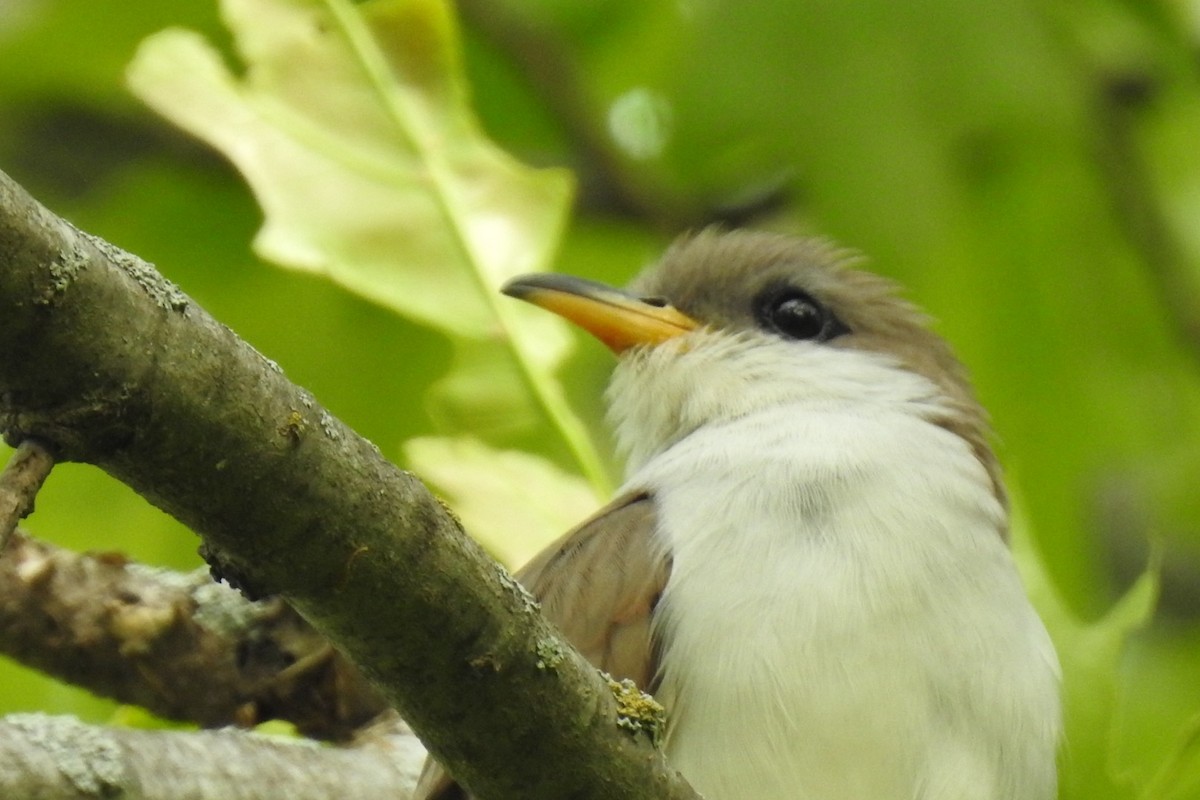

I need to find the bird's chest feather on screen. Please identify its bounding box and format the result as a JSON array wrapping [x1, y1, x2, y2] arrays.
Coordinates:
[[625, 407, 1059, 800]]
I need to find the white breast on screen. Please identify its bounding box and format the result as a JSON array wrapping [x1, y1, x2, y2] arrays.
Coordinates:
[[624, 404, 1060, 800]]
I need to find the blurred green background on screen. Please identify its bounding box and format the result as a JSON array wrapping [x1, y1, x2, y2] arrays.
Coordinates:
[[2, 0, 1200, 795]]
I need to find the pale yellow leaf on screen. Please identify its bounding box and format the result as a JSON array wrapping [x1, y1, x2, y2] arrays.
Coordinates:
[[127, 0, 571, 347], [405, 436, 601, 567]]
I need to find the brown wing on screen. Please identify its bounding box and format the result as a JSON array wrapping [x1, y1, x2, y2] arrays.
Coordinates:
[[414, 491, 669, 800]]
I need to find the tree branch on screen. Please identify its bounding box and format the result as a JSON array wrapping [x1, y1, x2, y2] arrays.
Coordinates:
[[0, 167, 696, 799], [0, 438, 55, 548], [0, 712, 425, 800], [0, 529, 386, 739]]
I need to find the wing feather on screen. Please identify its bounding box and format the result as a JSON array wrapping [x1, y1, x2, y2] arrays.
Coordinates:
[[414, 491, 668, 800]]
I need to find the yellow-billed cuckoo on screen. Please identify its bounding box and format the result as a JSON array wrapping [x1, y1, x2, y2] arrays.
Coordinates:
[[416, 229, 1061, 800]]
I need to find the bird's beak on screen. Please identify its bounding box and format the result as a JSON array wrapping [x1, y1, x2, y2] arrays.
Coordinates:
[[502, 274, 699, 354]]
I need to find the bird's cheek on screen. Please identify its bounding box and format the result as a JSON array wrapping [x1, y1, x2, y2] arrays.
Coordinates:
[[621, 335, 697, 361], [664, 337, 699, 356]]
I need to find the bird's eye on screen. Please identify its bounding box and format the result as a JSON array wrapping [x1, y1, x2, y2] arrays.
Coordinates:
[[755, 289, 847, 342]]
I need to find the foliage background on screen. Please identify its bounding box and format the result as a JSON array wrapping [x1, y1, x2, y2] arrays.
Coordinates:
[[2, 0, 1200, 796]]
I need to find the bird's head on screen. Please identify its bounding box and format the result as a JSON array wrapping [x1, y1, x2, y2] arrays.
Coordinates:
[[503, 229, 999, 499]]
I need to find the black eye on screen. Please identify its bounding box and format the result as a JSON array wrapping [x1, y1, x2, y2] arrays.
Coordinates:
[[755, 289, 847, 342]]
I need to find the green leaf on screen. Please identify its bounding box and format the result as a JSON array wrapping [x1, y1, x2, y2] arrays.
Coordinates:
[[127, 0, 612, 492], [1012, 499, 1160, 800], [1138, 711, 1200, 800], [404, 436, 600, 566], [126, 0, 569, 337]]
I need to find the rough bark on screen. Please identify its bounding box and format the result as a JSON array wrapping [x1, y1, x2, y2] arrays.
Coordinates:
[[0, 712, 425, 800], [0, 529, 386, 740], [0, 439, 54, 547], [0, 167, 697, 800]]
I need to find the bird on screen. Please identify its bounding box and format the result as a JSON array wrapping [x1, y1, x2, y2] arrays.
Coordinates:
[[415, 229, 1061, 800]]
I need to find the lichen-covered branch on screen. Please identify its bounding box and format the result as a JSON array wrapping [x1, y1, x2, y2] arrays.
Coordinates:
[[0, 713, 425, 800], [0, 439, 55, 548], [0, 529, 386, 739], [0, 167, 698, 800]]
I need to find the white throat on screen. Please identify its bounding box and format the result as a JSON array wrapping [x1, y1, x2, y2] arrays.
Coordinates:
[[608, 328, 952, 476]]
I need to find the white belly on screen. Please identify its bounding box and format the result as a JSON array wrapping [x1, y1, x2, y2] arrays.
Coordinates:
[[626, 408, 1060, 800]]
